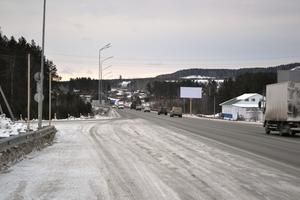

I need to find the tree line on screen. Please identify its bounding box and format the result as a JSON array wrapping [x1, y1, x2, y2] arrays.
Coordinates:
[[156, 63, 299, 80], [0, 30, 91, 119], [57, 77, 111, 100], [147, 72, 277, 114]]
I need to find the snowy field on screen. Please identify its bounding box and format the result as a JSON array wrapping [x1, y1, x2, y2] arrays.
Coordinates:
[[0, 117, 300, 199]]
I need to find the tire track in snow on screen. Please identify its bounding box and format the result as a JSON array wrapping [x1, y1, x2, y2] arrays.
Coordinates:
[[89, 123, 182, 200]]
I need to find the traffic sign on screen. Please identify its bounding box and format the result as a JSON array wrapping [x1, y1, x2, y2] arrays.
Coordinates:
[[34, 93, 44, 102], [34, 72, 41, 81]]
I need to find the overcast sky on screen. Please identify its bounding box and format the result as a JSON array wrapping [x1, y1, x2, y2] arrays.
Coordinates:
[[1, 0, 300, 80]]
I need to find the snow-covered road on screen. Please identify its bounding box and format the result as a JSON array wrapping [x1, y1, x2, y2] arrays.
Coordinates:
[[1, 117, 300, 200]]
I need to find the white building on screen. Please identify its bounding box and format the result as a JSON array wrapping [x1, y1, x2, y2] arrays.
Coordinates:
[[220, 93, 264, 121], [80, 95, 92, 103]]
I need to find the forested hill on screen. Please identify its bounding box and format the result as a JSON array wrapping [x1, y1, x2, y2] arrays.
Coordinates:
[[156, 63, 300, 80]]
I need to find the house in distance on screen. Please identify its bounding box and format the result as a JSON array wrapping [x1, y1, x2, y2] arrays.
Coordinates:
[[220, 93, 264, 121]]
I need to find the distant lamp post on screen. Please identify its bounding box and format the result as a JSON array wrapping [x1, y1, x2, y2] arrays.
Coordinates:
[[103, 69, 112, 97], [104, 71, 112, 77], [100, 56, 113, 104], [103, 65, 112, 71], [98, 43, 111, 105]]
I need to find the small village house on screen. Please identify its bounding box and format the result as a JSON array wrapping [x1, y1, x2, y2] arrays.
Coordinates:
[[220, 93, 264, 121]]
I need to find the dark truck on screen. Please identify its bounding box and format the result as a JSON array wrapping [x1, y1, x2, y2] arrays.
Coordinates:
[[158, 107, 168, 115]]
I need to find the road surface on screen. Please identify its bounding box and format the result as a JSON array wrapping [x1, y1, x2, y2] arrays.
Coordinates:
[[119, 109, 300, 173], [0, 109, 299, 200]]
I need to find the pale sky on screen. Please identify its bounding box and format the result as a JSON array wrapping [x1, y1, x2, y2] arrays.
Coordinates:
[[1, 0, 300, 80]]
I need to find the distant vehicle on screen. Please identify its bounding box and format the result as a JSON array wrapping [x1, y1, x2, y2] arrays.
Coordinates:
[[118, 105, 124, 109], [124, 102, 131, 108], [144, 106, 151, 112], [170, 106, 182, 117], [262, 81, 300, 136], [112, 105, 117, 108], [117, 101, 124, 109], [130, 103, 136, 109], [135, 105, 142, 111], [158, 107, 167, 115]]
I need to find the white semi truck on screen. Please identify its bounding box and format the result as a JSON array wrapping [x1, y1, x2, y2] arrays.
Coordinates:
[[262, 81, 300, 136]]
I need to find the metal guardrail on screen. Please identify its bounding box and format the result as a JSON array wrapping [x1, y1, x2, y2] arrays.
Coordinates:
[[0, 126, 56, 152]]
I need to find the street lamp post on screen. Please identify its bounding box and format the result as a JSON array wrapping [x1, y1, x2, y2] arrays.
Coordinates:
[[98, 43, 111, 105], [103, 68, 112, 98], [103, 65, 112, 71], [100, 56, 113, 105], [104, 71, 112, 77], [49, 70, 53, 125], [38, 0, 46, 129]]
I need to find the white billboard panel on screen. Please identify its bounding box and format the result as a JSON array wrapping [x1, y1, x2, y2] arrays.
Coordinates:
[[180, 87, 202, 99]]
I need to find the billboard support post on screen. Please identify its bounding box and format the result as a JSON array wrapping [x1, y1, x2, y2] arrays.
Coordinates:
[[190, 98, 192, 115], [183, 98, 185, 113], [180, 87, 202, 115], [213, 95, 216, 118]]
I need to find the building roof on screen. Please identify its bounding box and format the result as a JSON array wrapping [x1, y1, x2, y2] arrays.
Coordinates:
[[236, 93, 258, 100], [219, 93, 260, 106]]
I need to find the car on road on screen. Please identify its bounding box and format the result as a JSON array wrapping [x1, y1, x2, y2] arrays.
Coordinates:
[[170, 106, 182, 117], [130, 103, 136, 109], [158, 107, 168, 115], [143, 106, 151, 112], [135, 105, 142, 111], [117, 101, 125, 109], [118, 105, 124, 109]]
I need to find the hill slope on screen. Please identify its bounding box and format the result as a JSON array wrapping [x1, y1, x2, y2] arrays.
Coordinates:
[[156, 63, 300, 80]]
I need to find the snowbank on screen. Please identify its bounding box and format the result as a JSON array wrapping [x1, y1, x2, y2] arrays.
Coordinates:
[[52, 108, 120, 122], [183, 113, 263, 125], [0, 114, 28, 138]]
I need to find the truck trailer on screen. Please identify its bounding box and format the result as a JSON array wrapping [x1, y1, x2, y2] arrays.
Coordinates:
[[263, 81, 300, 136]]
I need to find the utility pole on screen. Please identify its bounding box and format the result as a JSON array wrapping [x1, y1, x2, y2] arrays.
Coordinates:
[[38, 0, 46, 129], [49, 70, 52, 126], [10, 55, 15, 106], [27, 54, 31, 131], [98, 49, 101, 103]]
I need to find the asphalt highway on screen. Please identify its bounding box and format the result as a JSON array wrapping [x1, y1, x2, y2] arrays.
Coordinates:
[[118, 109, 300, 176]]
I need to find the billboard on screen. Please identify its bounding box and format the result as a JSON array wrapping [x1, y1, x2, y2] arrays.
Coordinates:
[[180, 87, 202, 99]]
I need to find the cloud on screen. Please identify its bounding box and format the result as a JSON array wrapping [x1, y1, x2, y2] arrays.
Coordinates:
[[0, 0, 299, 79]]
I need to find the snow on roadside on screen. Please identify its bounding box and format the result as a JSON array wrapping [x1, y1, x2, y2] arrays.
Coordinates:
[[0, 114, 29, 138], [52, 108, 120, 122], [183, 113, 263, 125], [91, 108, 120, 120], [183, 114, 201, 119]]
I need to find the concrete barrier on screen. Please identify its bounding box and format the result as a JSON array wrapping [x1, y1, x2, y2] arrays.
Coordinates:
[[0, 126, 56, 171]]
